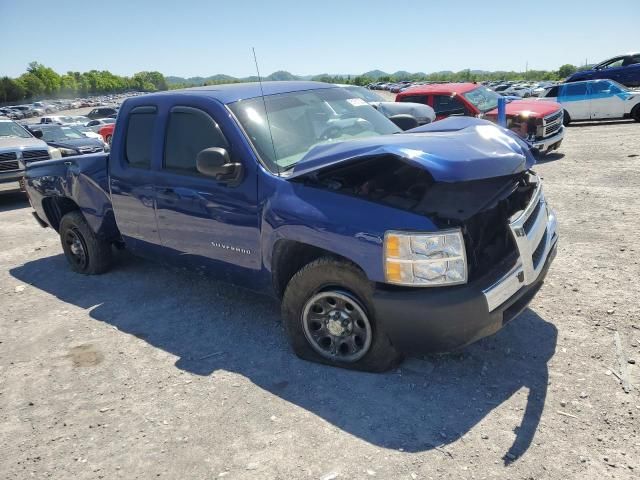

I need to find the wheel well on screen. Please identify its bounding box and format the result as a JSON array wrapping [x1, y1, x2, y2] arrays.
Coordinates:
[[271, 240, 355, 299], [42, 197, 81, 232]]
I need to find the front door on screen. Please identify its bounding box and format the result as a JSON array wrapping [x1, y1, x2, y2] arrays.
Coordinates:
[[154, 102, 261, 284], [589, 81, 625, 119]]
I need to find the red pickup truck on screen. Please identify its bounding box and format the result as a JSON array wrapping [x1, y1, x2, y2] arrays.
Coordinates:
[[98, 123, 115, 145], [397, 83, 565, 154]]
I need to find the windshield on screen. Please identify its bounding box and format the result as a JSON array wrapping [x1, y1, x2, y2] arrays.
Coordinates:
[[0, 121, 32, 139], [606, 80, 629, 92], [228, 87, 400, 173], [343, 85, 385, 103], [40, 126, 85, 142], [463, 86, 502, 113]]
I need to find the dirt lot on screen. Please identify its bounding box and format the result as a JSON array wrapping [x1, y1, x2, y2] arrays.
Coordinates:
[[1, 119, 639, 479]]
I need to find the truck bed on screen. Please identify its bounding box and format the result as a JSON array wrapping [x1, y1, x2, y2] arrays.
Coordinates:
[[24, 153, 119, 241]]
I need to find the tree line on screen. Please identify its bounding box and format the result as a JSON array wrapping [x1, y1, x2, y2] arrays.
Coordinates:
[[0, 62, 168, 103], [344, 64, 582, 86], [1, 61, 585, 103]]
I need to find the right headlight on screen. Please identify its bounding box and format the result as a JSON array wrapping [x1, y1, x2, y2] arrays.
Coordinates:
[[384, 229, 467, 286]]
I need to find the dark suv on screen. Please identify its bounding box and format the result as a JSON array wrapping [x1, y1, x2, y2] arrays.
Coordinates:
[[566, 53, 640, 87], [86, 107, 118, 119]]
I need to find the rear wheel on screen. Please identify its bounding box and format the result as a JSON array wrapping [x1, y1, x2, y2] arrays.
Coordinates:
[[59, 211, 112, 274], [282, 258, 402, 372], [562, 110, 571, 126]]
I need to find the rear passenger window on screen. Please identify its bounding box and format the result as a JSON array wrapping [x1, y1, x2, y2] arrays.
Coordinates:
[[398, 95, 428, 105], [163, 106, 229, 174], [125, 106, 157, 168]]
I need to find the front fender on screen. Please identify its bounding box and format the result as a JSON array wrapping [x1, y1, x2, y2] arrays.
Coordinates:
[[261, 180, 438, 283]]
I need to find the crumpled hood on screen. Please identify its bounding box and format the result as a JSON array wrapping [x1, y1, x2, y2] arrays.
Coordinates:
[[287, 117, 535, 182]]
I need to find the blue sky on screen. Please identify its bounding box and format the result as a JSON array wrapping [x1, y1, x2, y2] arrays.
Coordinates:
[[2, 0, 639, 77]]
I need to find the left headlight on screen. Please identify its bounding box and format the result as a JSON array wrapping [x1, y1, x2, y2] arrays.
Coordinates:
[[384, 229, 467, 286], [48, 147, 62, 159]]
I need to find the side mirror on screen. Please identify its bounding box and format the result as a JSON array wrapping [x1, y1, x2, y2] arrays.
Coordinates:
[[196, 147, 243, 186], [32, 129, 43, 139], [388, 114, 419, 131]]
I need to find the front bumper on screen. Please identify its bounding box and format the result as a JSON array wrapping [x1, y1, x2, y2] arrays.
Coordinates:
[[531, 126, 564, 153], [373, 180, 558, 354]]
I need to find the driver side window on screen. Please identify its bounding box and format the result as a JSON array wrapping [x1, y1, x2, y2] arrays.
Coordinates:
[[602, 58, 625, 69], [163, 106, 230, 175]]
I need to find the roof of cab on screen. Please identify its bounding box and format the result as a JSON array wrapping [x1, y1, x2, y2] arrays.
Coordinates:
[[141, 81, 336, 105], [398, 82, 478, 96]]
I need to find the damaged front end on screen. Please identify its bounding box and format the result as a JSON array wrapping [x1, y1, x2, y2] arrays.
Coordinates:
[[290, 153, 540, 281]]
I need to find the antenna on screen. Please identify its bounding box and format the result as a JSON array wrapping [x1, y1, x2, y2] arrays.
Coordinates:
[[252, 48, 279, 175]]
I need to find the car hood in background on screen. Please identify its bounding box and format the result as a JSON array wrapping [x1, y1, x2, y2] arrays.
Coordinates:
[[287, 117, 535, 183], [0, 136, 49, 149], [45, 137, 104, 150], [487, 99, 561, 117]]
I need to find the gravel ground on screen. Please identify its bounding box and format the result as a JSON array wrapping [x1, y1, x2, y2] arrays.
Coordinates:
[[1, 119, 639, 479]]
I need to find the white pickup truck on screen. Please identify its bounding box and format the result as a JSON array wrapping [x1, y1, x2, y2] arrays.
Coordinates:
[[0, 119, 60, 192]]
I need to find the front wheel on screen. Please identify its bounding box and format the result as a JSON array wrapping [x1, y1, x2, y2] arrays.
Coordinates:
[[631, 105, 640, 123], [59, 211, 112, 274], [562, 110, 571, 126], [281, 258, 402, 372]]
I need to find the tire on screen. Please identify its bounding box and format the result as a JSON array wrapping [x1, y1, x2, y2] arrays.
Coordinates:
[[562, 110, 571, 126], [632, 105, 640, 123], [281, 257, 402, 372], [59, 211, 112, 274]]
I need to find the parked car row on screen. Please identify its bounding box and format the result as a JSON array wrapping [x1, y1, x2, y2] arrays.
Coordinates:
[[396, 83, 565, 155]]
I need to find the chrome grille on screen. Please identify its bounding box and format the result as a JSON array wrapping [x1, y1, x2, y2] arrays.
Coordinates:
[[21, 149, 50, 163], [540, 110, 563, 139], [0, 160, 20, 171], [78, 146, 103, 154], [0, 152, 18, 161], [22, 149, 49, 159], [545, 122, 562, 136], [544, 110, 562, 125], [508, 180, 554, 284]]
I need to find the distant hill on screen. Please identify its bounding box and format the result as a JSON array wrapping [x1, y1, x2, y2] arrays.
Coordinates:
[[166, 71, 301, 86], [166, 66, 550, 87], [361, 70, 388, 80]]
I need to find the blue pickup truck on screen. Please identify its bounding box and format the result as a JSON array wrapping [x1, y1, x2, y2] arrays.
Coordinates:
[[23, 81, 558, 372]]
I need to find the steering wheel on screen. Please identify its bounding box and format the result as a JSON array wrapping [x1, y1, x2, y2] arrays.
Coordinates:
[[319, 125, 343, 141]]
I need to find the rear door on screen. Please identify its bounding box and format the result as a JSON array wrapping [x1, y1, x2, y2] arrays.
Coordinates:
[[153, 100, 261, 282], [558, 83, 590, 120], [108, 105, 163, 256]]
